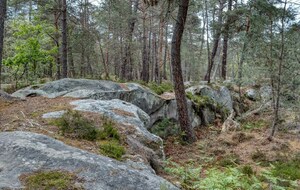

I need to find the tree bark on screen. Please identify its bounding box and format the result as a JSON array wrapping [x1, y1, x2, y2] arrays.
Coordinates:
[[204, 0, 224, 83], [61, 0, 68, 78], [171, 0, 196, 143], [221, 0, 232, 80], [121, 0, 139, 81], [141, 3, 150, 82], [0, 0, 7, 89]]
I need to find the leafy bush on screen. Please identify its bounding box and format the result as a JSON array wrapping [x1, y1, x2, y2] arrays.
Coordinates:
[[99, 140, 125, 160], [56, 110, 99, 141], [242, 120, 267, 130], [21, 170, 82, 190]]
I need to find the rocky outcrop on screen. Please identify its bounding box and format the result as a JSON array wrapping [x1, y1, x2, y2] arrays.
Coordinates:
[[0, 89, 21, 102], [245, 89, 258, 101], [43, 99, 164, 169], [186, 85, 233, 111], [0, 131, 178, 190], [12, 79, 165, 115]]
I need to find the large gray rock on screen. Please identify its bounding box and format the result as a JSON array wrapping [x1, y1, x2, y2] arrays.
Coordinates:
[[259, 85, 272, 102], [186, 85, 233, 111], [149, 99, 201, 128], [245, 89, 258, 101], [12, 79, 165, 115], [43, 99, 164, 167], [0, 131, 178, 190]]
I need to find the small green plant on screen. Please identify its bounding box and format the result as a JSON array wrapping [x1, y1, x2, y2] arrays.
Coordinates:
[[271, 159, 300, 180], [195, 167, 262, 190], [99, 140, 125, 160], [218, 154, 240, 167], [147, 82, 173, 95], [164, 161, 202, 190], [21, 170, 82, 190], [150, 119, 180, 139], [98, 120, 120, 141], [241, 165, 255, 176], [260, 169, 298, 189], [55, 110, 99, 141], [242, 120, 267, 131]]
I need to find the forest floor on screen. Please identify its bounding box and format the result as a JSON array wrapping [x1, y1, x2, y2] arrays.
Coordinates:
[[0, 96, 299, 189], [160, 111, 300, 189]]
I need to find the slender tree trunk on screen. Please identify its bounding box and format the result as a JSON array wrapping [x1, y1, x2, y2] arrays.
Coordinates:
[[68, 44, 75, 77], [221, 0, 232, 80], [54, 10, 61, 80], [204, 0, 224, 83], [204, 0, 210, 82], [121, 0, 139, 81], [171, 0, 196, 143], [141, 3, 149, 82], [0, 0, 7, 89], [61, 0, 68, 78], [270, 0, 287, 138]]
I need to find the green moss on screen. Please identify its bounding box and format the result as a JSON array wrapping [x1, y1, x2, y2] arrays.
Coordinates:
[[99, 140, 125, 160], [186, 92, 214, 111], [55, 110, 99, 141], [22, 170, 82, 190], [147, 82, 173, 95], [272, 159, 300, 180]]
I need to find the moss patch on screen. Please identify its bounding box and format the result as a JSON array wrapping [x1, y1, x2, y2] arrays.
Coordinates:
[[272, 158, 300, 180], [150, 119, 180, 139], [55, 110, 100, 141], [21, 170, 83, 190], [99, 140, 125, 160]]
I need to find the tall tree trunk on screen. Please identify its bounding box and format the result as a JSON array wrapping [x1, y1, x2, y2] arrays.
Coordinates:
[[270, 0, 287, 138], [54, 9, 61, 80], [171, 0, 196, 143], [0, 0, 7, 89], [221, 0, 232, 80], [141, 3, 149, 82], [61, 0, 68, 78], [204, 0, 224, 83], [68, 44, 75, 77], [121, 0, 139, 81]]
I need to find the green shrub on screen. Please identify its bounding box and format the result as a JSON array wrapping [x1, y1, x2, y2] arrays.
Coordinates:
[[241, 165, 255, 176], [55, 110, 99, 141], [150, 119, 180, 139], [147, 82, 173, 95], [21, 170, 82, 190], [99, 140, 125, 160], [98, 120, 120, 141]]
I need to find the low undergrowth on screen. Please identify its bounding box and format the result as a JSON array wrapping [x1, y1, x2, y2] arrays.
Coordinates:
[[21, 170, 83, 190], [164, 160, 299, 190], [54, 110, 126, 160]]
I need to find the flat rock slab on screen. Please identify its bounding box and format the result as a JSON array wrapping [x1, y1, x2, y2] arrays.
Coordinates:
[[0, 131, 178, 190]]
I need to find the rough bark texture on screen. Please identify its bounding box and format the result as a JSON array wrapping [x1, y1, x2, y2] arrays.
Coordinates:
[[121, 0, 139, 81], [0, 0, 7, 88], [171, 0, 196, 143], [61, 0, 68, 78], [141, 4, 149, 82], [221, 0, 232, 80]]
